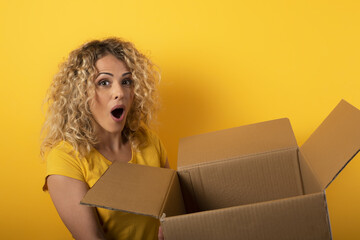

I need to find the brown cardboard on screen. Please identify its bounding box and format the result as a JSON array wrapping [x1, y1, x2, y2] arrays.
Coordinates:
[[298, 150, 322, 194], [178, 118, 297, 169], [300, 100, 360, 189], [161, 192, 331, 240], [81, 160, 186, 218], [177, 148, 303, 211], [81, 99, 360, 240]]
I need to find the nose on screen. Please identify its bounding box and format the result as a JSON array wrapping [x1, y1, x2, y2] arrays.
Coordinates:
[[113, 81, 124, 100]]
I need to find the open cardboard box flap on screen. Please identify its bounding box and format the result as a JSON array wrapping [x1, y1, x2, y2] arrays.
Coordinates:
[[81, 162, 186, 218], [301, 100, 360, 190], [178, 117, 298, 169]]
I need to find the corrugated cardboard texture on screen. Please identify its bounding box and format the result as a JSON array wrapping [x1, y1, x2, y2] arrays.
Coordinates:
[[81, 161, 185, 218], [162, 173, 186, 217], [298, 150, 322, 194], [162, 192, 331, 240], [178, 118, 297, 169], [301, 100, 360, 189], [178, 148, 303, 211], [177, 171, 200, 213]]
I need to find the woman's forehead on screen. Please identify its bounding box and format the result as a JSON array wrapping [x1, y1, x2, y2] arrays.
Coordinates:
[[95, 54, 129, 72]]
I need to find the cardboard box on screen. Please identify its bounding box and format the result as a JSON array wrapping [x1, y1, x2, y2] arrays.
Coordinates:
[[81, 99, 360, 239]]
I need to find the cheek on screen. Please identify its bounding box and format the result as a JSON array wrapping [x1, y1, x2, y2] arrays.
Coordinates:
[[128, 90, 135, 104], [93, 92, 108, 105], [90, 93, 105, 114]]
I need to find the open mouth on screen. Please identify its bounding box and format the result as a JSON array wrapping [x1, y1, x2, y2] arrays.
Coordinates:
[[111, 107, 124, 119]]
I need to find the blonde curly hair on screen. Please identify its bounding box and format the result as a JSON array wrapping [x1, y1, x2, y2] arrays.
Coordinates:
[[41, 38, 160, 158]]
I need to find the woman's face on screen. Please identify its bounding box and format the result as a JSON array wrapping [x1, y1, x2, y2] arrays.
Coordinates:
[[90, 54, 134, 135]]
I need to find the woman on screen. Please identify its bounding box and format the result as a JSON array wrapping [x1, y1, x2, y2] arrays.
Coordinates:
[[41, 38, 168, 240]]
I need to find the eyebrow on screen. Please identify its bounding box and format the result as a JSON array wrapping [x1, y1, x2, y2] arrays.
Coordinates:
[[97, 71, 132, 78]]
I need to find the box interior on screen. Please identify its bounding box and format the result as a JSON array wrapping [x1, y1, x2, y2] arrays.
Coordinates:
[[178, 148, 303, 212]]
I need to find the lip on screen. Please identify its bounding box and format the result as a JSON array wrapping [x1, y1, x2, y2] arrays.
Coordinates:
[[110, 104, 126, 122]]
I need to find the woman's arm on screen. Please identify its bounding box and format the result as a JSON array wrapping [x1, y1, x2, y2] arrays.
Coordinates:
[[47, 175, 106, 240]]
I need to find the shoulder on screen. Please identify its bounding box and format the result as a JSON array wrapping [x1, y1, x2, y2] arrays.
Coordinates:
[[45, 141, 87, 175], [47, 141, 79, 162], [50, 141, 75, 153], [44, 141, 87, 190]]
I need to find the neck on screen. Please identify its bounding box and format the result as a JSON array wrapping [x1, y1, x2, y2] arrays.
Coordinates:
[[94, 126, 128, 154]]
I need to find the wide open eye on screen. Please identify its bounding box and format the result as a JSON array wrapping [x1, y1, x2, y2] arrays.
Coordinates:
[[98, 79, 110, 86], [121, 78, 133, 87]]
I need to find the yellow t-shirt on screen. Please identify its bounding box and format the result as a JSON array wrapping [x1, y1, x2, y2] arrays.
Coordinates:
[[44, 130, 167, 240]]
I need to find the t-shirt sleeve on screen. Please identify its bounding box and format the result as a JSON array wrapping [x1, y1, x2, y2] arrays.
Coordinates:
[[43, 142, 85, 191]]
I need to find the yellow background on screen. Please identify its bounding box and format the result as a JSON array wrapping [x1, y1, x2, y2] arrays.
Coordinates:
[[0, 0, 359, 239]]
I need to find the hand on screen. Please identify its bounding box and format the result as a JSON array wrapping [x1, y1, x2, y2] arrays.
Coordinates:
[[158, 226, 164, 240]]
